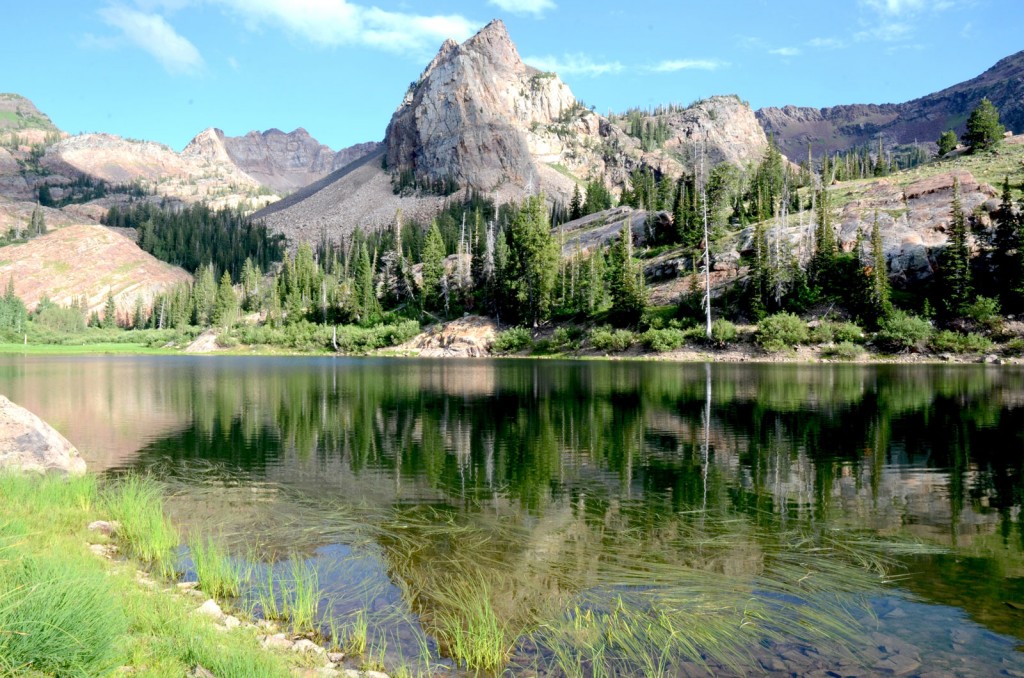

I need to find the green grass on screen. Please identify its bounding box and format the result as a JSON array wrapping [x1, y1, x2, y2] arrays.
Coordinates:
[[189, 535, 249, 599], [103, 475, 180, 577], [281, 558, 320, 634], [0, 473, 292, 677]]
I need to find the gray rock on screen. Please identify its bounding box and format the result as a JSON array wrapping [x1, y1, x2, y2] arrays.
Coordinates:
[[291, 638, 325, 655], [195, 599, 223, 619], [0, 395, 86, 475], [87, 520, 119, 536], [187, 667, 215, 678], [260, 633, 294, 651]]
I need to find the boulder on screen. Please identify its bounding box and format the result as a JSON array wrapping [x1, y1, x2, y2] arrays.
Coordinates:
[[0, 395, 86, 475]]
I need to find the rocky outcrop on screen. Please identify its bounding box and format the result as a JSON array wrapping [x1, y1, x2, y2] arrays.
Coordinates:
[[0, 395, 86, 475], [757, 49, 1024, 160], [385, 20, 577, 197], [0, 93, 59, 134], [186, 127, 382, 194], [398, 316, 499, 357]]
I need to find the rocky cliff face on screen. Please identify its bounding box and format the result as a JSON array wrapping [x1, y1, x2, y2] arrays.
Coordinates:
[[186, 127, 381, 194], [757, 50, 1024, 160], [385, 20, 578, 197]]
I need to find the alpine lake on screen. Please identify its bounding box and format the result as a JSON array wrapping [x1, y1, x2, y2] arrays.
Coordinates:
[[3, 355, 1023, 677]]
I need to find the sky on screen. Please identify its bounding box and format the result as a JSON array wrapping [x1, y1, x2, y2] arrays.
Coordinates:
[[3, 1, 1021, 152]]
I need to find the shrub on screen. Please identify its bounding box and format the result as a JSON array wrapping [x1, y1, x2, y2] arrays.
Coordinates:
[[929, 330, 994, 354], [215, 333, 239, 348], [711, 319, 738, 345], [874, 310, 932, 352], [589, 327, 636, 352], [823, 341, 865, 361], [810, 320, 864, 344], [965, 295, 1002, 331], [641, 327, 686, 352], [757, 313, 808, 352], [1003, 337, 1024, 356], [491, 327, 532, 354], [551, 326, 583, 351]]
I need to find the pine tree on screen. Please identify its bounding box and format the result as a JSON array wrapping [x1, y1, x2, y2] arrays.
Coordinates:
[[505, 194, 559, 327], [936, 130, 958, 157], [869, 211, 892, 320], [29, 206, 45, 237], [994, 176, 1022, 310], [809, 186, 837, 286], [241, 257, 261, 312], [421, 221, 446, 313], [963, 98, 1005, 152], [102, 293, 118, 329], [607, 220, 648, 323], [750, 220, 771, 318], [569, 184, 583, 221], [192, 264, 217, 327], [353, 243, 378, 324], [213, 270, 238, 327], [940, 178, 973, 317]]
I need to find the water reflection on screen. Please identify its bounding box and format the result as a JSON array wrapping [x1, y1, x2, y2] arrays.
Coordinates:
[[2, 357, 1023, 674]]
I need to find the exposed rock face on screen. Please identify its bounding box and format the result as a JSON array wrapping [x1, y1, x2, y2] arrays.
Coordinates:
[[42, 133, 275, 210], [0, 223, 192, 317], [398, 316, 499, 357], [385, 20, 576, 195], [757, 50, 1024, 159], [0, 395, 86, 475], [185, 127, 382, 194], [729, 171, 997, 287]]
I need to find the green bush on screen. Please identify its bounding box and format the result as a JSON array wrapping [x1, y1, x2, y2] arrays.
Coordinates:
[[965, 295, 1002, 330], [823, 341, 865, 361], [929, 330, 994, 354], [1003, 337, 1024, 356], [874, 310, 932, 351], [810, 320, 864, 344], [33, 303, 87, 333], [491, 327, 533, 354], [216, 333, 239, 348], [552, 326, 584, 351], [589, 327, 636, 352], [641, 327, 686, 352], [711, 319, 738, 345], [756, 313, 808, 352]]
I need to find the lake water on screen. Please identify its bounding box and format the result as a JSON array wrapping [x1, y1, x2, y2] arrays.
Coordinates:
[[3, 356, 1023, 676]]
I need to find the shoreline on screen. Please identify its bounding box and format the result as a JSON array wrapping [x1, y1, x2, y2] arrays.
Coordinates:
[[0, 340, 1019, 366]]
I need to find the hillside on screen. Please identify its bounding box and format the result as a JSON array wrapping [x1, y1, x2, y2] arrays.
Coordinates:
[[757, 50, 1024, 160], [0, 224, 192, 317]]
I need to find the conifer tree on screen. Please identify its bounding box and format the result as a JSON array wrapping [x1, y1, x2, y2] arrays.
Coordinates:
[[29, 206, 45, 237], [569, 184, 583, 221], [102, 293, 118, 329], [421, 221, 446, 313], [213, 270, 238, 328], [940, 178, 973, 317], [809, 186, 837, 286], [505, 194, 559, 327], [963, 98, 1005, 153], [241, 257, 261, 312], [192, 264, 217, 327], [869, 211, 892, 320], [994, 176, 1022, 310], [936, 130, 958, 157], [607, 220, 647, 323]]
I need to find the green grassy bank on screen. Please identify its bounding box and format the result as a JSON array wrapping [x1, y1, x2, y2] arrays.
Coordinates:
[[0, 473, 291, 677]]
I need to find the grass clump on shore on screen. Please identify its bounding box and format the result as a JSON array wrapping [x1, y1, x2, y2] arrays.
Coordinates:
[[103, 475, 179, 577], [189, 535, 249, 599], [0, 472, 292, 677]]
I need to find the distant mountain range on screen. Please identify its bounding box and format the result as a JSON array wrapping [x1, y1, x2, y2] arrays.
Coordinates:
[[757, 50, 1024, 160]]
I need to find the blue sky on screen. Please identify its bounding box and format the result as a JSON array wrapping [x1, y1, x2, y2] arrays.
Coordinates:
[[3, 1, 1021, 152]]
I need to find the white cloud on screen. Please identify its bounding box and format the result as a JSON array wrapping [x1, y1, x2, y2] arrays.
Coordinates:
[[854, 22, 913, 42], [525, 53, 624, 77], [861, 0, 954, 14], [99, 5, 204, 75], [211, 0, 478, 55], [650, 59, 727, 72], [807, 37, 846, 49], [769, 47, 801, 57], [487, 0, 555, 17]]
